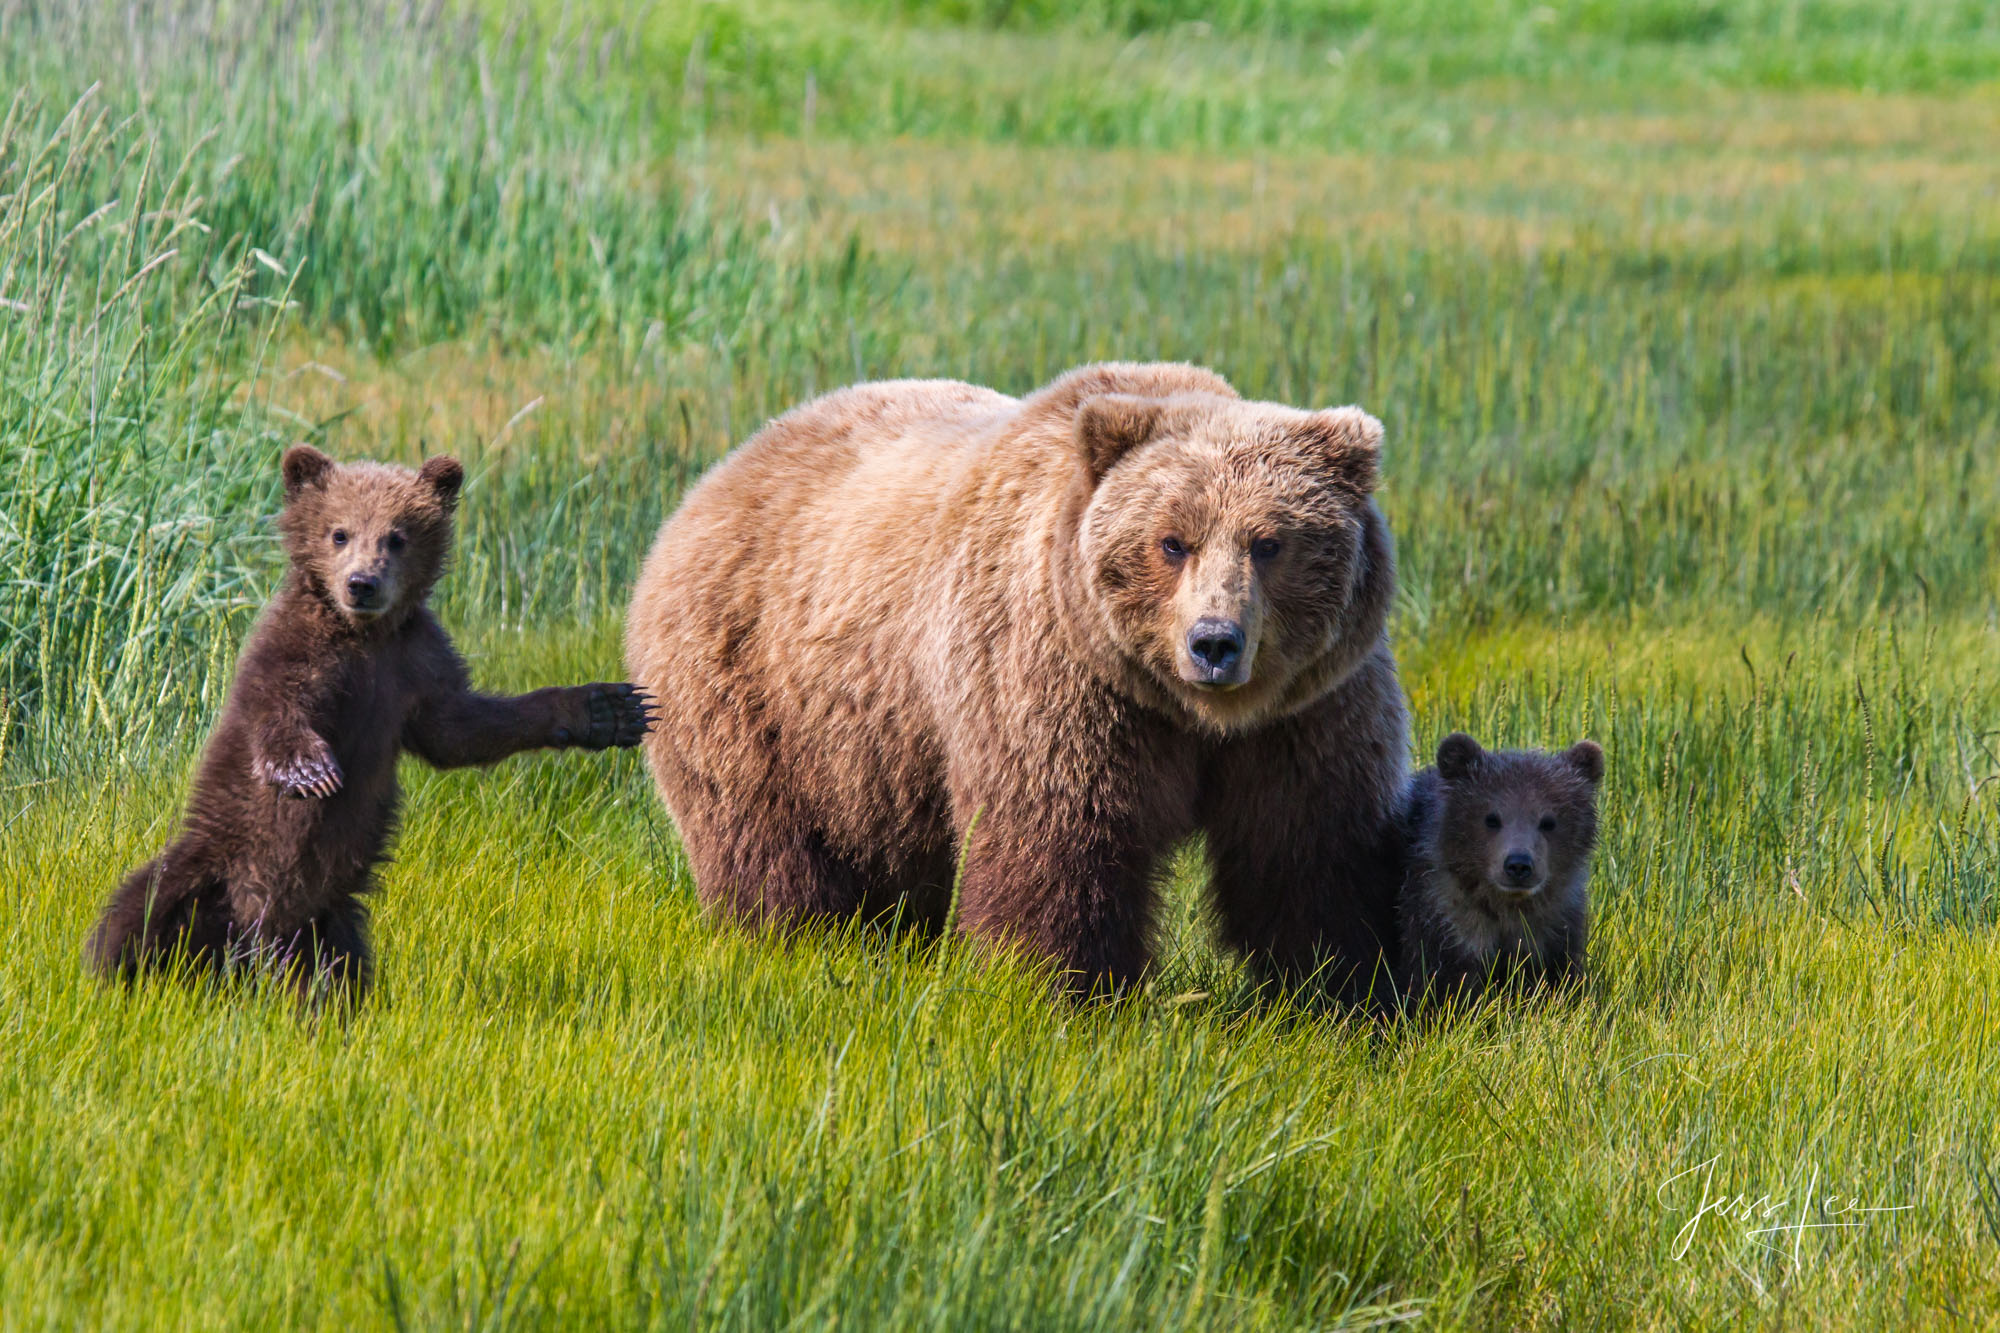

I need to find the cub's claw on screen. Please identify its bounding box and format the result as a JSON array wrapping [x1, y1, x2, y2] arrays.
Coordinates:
[[576, 682, 657, 750], [257, 751, 345, 800]]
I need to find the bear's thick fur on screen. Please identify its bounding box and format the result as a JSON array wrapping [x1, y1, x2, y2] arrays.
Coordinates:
[[87, 445, 654, 999], [1397, 733, 1604, 1005], [627, 363, 1408, 998]]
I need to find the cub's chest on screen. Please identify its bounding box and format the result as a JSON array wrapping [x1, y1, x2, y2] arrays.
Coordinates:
[[1417, 868, 1541, 962], [323, 649, 419, 769]]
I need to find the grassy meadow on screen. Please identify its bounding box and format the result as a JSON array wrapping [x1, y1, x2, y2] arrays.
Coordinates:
[[4, 0, 2000, 1326]]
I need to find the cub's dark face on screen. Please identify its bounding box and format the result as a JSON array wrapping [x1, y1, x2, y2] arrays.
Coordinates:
[[1434, 734, 1605, 905], [278, 445, 463, 629], [1077, 394, 1384, 732]]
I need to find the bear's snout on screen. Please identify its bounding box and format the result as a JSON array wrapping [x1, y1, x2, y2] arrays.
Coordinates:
[[346, 574, 381, 610], [1501, 850, 1538, 889], [1183, 617, 1248, 686]]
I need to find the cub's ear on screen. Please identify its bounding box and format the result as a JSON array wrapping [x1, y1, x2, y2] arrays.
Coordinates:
[[1565, 739, 1605, 785], [1076, 394, 1164, 484], [1299, 406, 1383, 493], [418, 455, 465, 509], [281, 444, 335, 497], [1436, 732, 1483, 782]]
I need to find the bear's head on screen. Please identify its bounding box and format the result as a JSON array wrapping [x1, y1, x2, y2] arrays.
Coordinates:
[[277, 444, 463, 631], [1074, 391, 1391, 731], [1431, 734, 1604, 905]]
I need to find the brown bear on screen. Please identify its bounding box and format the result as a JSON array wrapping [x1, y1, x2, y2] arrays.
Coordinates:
[[626, 362, 1408, 1000], [86, 445, 655, 999], [1396, 733, 1605, 1006]]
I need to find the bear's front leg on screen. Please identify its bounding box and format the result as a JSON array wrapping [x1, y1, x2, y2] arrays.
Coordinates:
[[401, 612, 655, 769], [948, 706, 1197, 996], [252, 727, 344, 799], [404, 683, 655, 769], [1199, 648, 1410, 1009]]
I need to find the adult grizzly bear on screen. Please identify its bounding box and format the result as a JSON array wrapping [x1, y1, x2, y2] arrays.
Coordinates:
[[627, 363, 1407, 1000]]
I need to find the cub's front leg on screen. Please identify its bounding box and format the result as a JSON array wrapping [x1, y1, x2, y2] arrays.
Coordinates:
[[405, 682, 656, 768], [251, 717, 344, 799], [562, 682, 657, 749], [401, 613, 655, 769]]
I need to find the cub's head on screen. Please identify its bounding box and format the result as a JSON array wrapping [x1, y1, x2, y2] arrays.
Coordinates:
[[1075, 392, 1388, 731], [1432, 734, 1605, 906], [278, 444, 463, 630]]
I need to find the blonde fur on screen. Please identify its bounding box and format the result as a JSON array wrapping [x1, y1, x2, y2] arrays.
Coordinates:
[[628, 363, 1408, 997]]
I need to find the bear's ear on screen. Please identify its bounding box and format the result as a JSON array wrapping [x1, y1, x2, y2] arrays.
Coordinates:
[[418, 455, 465, 510], [1436, 732, 1483, 782], [1076, 394, 1164, 484], [1298, 406, 1383, 493], [281, 444, 335, 498], [1565, 739, 1605, 785]]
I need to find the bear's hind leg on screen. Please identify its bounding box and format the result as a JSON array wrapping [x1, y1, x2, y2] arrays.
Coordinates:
[[293, 895, 373, 1006], [85, 847, 233, 981]]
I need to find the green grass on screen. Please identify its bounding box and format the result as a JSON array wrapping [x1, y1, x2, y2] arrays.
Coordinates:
[[4, 0, 2000, 1326]]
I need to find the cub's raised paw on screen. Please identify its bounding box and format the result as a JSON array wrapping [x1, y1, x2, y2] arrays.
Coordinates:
[[255, 749, 345, 800], [575, 683, 657, 750]]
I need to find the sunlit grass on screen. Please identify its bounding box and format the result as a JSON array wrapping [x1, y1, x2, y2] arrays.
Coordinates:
[[6, 617, 1998, 1327]]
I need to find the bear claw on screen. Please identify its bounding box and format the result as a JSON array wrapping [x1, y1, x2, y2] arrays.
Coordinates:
[[257, 750, 345, 800], [578, 683, 657, 750]]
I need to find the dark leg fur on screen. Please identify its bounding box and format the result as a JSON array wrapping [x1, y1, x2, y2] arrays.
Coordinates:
[[1199, 685, 1409, 1011], [682, 804, 872, 926], [952, 814, 1162, 996], [89, 846, 374, 1005], [406, 683, 653, 768], [945, 698, 1196, 996], [85, 847, 233, 980], [288, 895, 373, 1004], [1204, 807, 1405, 1009]]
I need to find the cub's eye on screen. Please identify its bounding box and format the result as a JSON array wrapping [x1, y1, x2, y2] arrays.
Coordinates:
[[331, 529, 348, 547], [1484, 813, 1502, 830], [1251, 537, 1282, 561], [387, 530, 407, 553], [1160, 536, 1188, 560], [1539, 816, 1557, 833]]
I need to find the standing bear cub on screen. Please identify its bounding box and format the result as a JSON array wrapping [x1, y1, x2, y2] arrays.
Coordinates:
[[87, 445, 654, 999], [1397, 733, 1605, 1006], [628, 362, 1410, 1000]]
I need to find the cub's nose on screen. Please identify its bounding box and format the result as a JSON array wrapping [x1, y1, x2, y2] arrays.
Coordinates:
[[1186, 618, 1245, 677], [1502, 851, 1537, 886], [346, 574, 379, 606]]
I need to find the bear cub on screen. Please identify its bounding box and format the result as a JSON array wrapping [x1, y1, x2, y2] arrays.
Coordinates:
[[86, 445, 655, 1000], [1397, 732, 1604, 1006]]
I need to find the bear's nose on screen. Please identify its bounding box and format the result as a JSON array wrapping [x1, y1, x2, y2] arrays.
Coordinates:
[[1186, 619, 1245, 675], [1502, 851, 1536, 885], [346, 574, 378, 606]]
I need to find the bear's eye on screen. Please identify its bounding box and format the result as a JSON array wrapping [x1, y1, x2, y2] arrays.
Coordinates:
[[387, 530, 407, 553], [1484, 813, 1502, 830], [331, 529, 348, 547], [1251, 537, 1282, 561], [1539, 816, 1557, 833], [1160, 536, 1188, 561]]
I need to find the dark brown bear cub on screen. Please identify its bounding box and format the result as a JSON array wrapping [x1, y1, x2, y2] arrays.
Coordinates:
[[86, 445, 654, 999], [1397, 733, 1604, 1006]]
